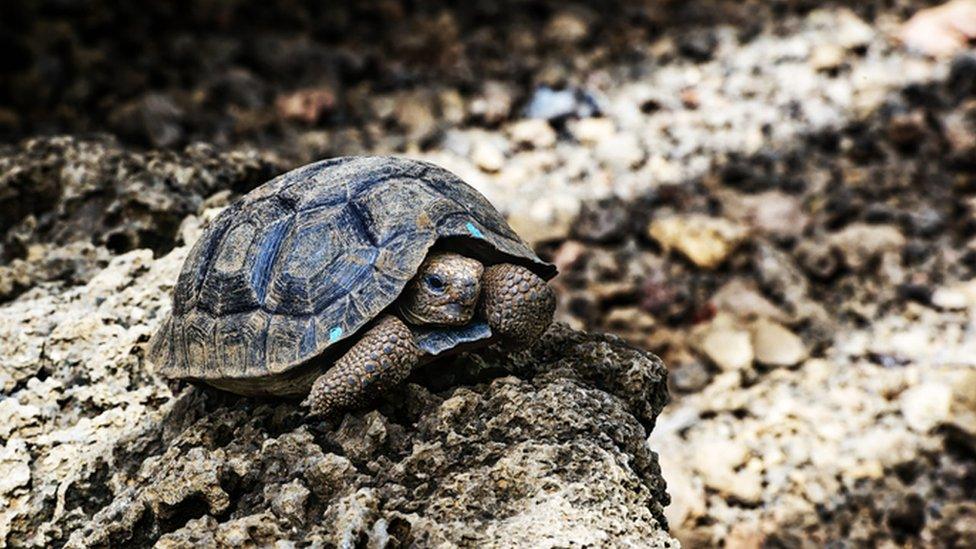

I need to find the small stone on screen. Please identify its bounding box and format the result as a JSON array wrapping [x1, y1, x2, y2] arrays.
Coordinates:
[[469, 81, 516, 125], [900, 382, 952, 432], [471, 141, 505, 173], [710, 280, 791, 322], [671, 360, 712, 393], [931, 286, 969, 310], [648, 215, 749, 269], [508, 119, 557, 149], [810, 43, 846, 71], [595, 133, 645, 170], [697, 327, 754, 371], [900, 0, 976, 57], [275, 87, 335, 124], [751, 319, 808, 367], [0, 439, 31, 495], [570, 117, 616, 144], [835, 9, 875, 50], [676, 29, 718, 62], [828, 223, 906, 271], [544, 11, 590, 45]]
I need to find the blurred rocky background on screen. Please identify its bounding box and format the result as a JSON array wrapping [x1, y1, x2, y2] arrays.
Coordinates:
[[3, 0, 976, 546]]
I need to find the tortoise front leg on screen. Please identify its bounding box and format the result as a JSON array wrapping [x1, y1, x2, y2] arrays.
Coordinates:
[[479, 264, 556, 349], [303, 315, 425, 417]]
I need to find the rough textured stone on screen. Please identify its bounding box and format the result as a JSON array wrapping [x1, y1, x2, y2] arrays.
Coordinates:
[[0, 240, 674, 548]]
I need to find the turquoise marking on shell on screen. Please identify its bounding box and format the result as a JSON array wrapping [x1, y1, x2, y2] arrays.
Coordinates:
[[329, 326, 343, 343], [466, 222, 485, 239]]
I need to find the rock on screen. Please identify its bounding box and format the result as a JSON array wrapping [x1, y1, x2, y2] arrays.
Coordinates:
[[710, 280, 791, 323], [900, 0, 976, 57], [523, 87, 599, 121], [544, 11, 590, 45], [931, 285, 971, 310], [648, 215, 749, 269], [0, 136, 281, 270], [394, 92, 439, 145], [696, 324, 754, 372], [834, 9, 875, 50], [676, 29, 719, 62], [506, 194, 580, 244], [750, 319, 808, 367], [722, 191, 808, 239], [595, 133, 645, 170], [471, 140, 506, 173], [571, 198, 631, 243], [671, 360, 712, 393], [900, 382, 953, 432], [469, 81, 516, 125], [690, 439, 761, 503], [508, 119, 557, 149], [107, 93, 185, 148], [0, 242, 674, 547], [570, 117, 616, 144], [828, 223, 906, 272], [275, 86, 336, 124], [810, 43, 846, 72], [0, 241, 110, 303]]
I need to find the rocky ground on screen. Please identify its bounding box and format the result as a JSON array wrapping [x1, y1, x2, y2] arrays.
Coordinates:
[[3, 0, 976, 547]]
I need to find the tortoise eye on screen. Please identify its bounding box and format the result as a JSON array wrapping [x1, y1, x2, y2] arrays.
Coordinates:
[[425, 275, 446, 293]]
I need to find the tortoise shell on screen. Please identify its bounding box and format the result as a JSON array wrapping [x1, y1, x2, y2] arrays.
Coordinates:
[[148, 156, 556, 396]]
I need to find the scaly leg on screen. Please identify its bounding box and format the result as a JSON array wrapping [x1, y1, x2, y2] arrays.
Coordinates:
[[303, 315, 425, 417], [479, 264, 556, 348]]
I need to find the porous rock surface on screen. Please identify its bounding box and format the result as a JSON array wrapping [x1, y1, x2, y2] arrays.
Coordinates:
[[0, 239, 674, 548]]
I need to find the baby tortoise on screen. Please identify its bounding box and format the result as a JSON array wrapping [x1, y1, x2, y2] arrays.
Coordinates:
[[148, 156, 557, 418]]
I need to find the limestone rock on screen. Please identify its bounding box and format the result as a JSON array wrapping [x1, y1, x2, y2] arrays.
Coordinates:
[[0, 243, 675, 547], [648, 215, 749, 269], [750, 319, 808, 367]]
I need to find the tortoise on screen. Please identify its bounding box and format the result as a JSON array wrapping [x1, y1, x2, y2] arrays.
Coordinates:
[[148, 156, 557, 417]]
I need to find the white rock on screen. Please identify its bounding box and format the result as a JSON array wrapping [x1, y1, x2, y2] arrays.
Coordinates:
[[698, 327, 754, 371], [595, 133, 645, 170], [0, 439, 31, 495], [900, 382, 952, 432], [471, 141, 505, 173], [751, 319, 808, 367], [810, 44, 845, 71], [571, 117, 616, 144], [508, 119, 557, 149], [828, 224, 905, 271], [931, 286, 969, 311]]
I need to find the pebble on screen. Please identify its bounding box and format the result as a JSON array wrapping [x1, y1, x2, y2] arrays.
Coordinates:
[[570, 117, 616, 144], [835, 9, 874, 50], [508, 119, 557, 149], [595, 133, 645, 170], [469, 81, 516, 125], [471, 141, 505, 173], [672, 360, 713, 393], [810, 44, 846, 72], [931, 286, 970, 310], [900, 382, 952, 432], [751, 319, 808, 367], [648, 215, 749, 269], [544, 11, 590, 45], [275, 87, 335, 124], [828, 223, 906, 271], [697, 326, 754, 371]]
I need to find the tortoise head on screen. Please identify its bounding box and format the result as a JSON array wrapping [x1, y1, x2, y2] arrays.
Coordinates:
[[398, 252, 483, 326]]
